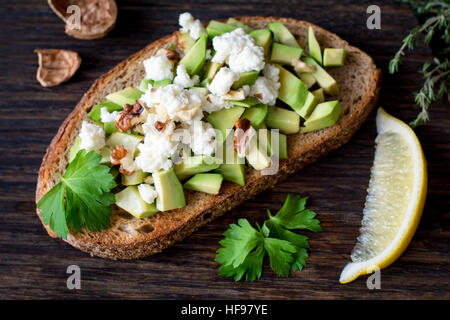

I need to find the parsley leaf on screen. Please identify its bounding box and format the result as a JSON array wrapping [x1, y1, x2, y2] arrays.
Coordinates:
[[216, 194, 322, 281], [37, 150, 117, 239]]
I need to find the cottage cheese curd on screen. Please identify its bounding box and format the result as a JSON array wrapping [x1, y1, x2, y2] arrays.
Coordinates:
[[173, 64, 200, 88], [250, 64, 281, 106], [138, 183, 158, 204], [207, 67, 239, 96], [79, 120, 105, 152], [100, 107, 120, 123], [179, 12, 206, 40], [143, 55, 174, 81], [186, 120, 216, 156]]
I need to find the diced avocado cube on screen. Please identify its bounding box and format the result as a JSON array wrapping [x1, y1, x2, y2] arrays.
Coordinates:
[[115, 186, 159, 219], [151, 79, 172, 88], [214, 147, 245, 186], [226, 18, 254, 33], [103, 121, 118, 135], [174, 155, 221, 181], [323, 48, 348, 67], [106, 132, 143, 155], [311, 88, 325, 103], [191, 87, 210, 96], [270, 42, 303, 65], [178, 31, 196, 52], [121, 169, 148, 186], [99, 146, 112, 164], [106, 87, 143, 106], [230, 97, 260, 108], [266, 106, 300, 135], [138, 78, 150, 92], [303, 57, 339, 96], [69, 137, 82, 162], [204, 61, 222, 81], [88, 100, 123, 124], [232, 70, 259, 89], [268, 21, 301, 48], [179, 34, 208, 76], [277, 65, 308, 112], [246, 134, 271, 171], [259, 125, 287, 159], [308, 26, 322, 65], [297, 72, 316, 89], [241, 104, 268, 128], [207, 106, 245, 143], [184, 173, 224, 195], [302, 100, 342, 133], [278, 133, 288, 159], [153, 168, 186, 211], [207, 20, 237, 37], [250, 29, 273, 57], [297, 91, 318, 118], [199, 78, 210, 87]]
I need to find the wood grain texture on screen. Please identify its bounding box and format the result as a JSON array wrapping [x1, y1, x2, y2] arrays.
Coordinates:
[[0, 0, 449, 299]]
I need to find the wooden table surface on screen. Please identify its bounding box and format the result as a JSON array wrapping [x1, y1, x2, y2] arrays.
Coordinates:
[[0, 0, 449, 300]]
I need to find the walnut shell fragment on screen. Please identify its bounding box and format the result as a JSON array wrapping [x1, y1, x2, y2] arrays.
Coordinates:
[[48, 0, 117, 40], [35, 49, 81, 87]]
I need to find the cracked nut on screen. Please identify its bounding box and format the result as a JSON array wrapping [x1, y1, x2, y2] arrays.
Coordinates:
[[115, 101, 144, 132], [35, 49, 81, 87], [110, 145, 135, 175], [48, 0, 117, 40], [234, 118, 255, 158]]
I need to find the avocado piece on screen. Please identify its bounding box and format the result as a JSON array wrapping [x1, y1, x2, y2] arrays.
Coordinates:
[[214, 147, 245, 186], [206, 20, 237, 37], [152, 79, 172, 88], [278, 133, 288, 159], [121, 170, 148, 186], [308, 26, 322, 65], [266, 106, 300, 134], [106, 132, 143, 156], [230, 97, 260, 108], [199, 78, 210, 88], [311, 88, 325, 103], [138, 78, 150, 92], [99, 146, 112, 164], [277, 65, 308, 112], [226, 18, 253, 33], [302, 100, 342, 133], [303, 57, 339, 96], [297, 91, 318, 118], [191, 87, 210, 96], [323, 48, 348, 67], [232, 70, 259, 89], [88, 100, 123, 124], [174, 155, 221, 181], [297, 72, 316, 89], [203, 61, 222, 81], [241, 104, 268, 128], [207, 106, 245, 143], [246, 134, 271, 170], [69, 137, 82, 162], [152, 168, 186, 211], [115, 186, 159, 218], [249, 29, 273, 57], [179, 34, 208, 76], [270, 42, 303, 65], [268, 21, 300, 48], [103, 121, 118, 135], [183, 173, 224, 194], [178, 31, 196, 52], [106, 87, 143, 106]]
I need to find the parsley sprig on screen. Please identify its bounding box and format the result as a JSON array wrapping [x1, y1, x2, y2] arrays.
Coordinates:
[[37, 150, 117, 239], [216, 195, 321, 281]]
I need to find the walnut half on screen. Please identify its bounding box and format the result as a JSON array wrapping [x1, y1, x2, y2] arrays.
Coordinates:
[[35, 49, 81, 87], [110, 145, 135, 175], [115, 101, 144, 132]]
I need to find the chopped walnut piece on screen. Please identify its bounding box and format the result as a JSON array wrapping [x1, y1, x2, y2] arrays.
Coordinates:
[[234, 118, 255, 158], [115, 101, 144, 132], [292, 58, 316, 73], [48, 0, 117, 40], [154, 120, 168, 132], [35, 49, 81, 87], [110, 145, 135, 175], [110, 145, 127, 165], [222, 89, 246, 101], [253, 93, 263, 100]]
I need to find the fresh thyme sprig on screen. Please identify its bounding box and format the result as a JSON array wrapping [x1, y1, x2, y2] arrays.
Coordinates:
[[389, 0, 450, 128]]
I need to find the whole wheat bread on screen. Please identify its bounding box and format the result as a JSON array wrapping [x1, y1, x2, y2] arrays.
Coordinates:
[[35, 17, 381, 259]]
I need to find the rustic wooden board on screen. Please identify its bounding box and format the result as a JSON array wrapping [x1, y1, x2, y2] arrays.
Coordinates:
[[0, 0, 448, 299]]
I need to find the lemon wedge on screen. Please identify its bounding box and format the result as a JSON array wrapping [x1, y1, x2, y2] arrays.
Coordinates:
[[339, 108, 427, 284]]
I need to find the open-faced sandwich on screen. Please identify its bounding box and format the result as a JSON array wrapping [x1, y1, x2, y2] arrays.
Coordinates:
[[36, 13, 381, 259]]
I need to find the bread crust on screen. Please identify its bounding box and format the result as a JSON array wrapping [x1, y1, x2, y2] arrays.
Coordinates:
[[35, 16, 381, 259]]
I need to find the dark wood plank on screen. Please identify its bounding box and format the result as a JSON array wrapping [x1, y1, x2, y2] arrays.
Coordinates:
[[0, 0, 449, 299]]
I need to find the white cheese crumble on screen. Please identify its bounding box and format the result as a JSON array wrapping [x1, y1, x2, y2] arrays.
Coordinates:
[[140, 84, 203, 123], [135, 114, 179, 173], [79, 120, 105, 152], [143, 55, 174, 81], [100, 107, 120, 123], [138, 183, 158, 204], [207, 67, 239, 96], [178, 12, 206, 40], [186, 120, 216, 156], [211, 28, 265, 73], [202, 94, 232, 113], [250, 65, 281, 106], [173, 64, 200, 88]]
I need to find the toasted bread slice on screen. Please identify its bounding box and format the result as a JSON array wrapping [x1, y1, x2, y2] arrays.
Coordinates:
[[35, 17, 381, 259]]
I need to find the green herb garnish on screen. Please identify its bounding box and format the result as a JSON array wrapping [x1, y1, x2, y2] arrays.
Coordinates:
[[37, 150, 117, 239], [215, 195, 321, 281]]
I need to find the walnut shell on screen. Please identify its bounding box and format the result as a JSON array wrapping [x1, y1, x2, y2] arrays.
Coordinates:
[[35, 49, 81, 87], [48, 0, 117, 40]]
